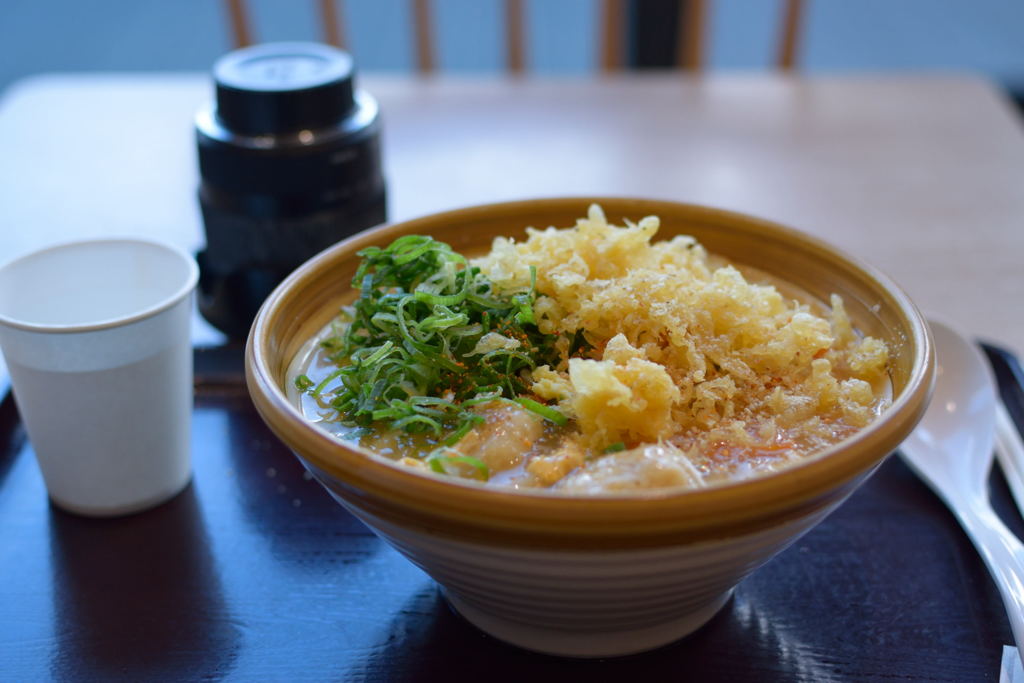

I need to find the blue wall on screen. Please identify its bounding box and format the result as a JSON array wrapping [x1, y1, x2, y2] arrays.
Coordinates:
[[3, 0, 1024, 92]]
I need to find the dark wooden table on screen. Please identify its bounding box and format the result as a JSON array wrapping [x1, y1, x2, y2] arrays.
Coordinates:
[[0, 343, 1022, 681]]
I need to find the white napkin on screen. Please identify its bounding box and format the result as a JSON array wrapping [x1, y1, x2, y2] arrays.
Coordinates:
[[1000, 646, 1024, 683]]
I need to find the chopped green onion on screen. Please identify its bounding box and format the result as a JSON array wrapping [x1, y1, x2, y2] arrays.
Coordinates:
[[440, 415, 484, 447], [413, 290, 465, 307], [514, 266, 538, 324], [294, 375, 314, 391], [603, 442, 626, 453], [312, 367, 346, 397], [515, 397, 568, 425], [392, 414, 442, 434], [427, 453, 490, 480], [297, 234, 564, 448], [359, 340, 395, 366]]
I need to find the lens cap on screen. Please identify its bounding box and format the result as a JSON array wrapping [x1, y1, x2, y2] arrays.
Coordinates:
[[213, 42, 356, 136]]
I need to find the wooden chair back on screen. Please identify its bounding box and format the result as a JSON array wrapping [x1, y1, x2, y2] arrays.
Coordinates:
[[224, 0, 805, 74]]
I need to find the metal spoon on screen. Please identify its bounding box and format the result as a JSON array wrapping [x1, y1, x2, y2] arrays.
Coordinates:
[[900, 319, 1024, 666]]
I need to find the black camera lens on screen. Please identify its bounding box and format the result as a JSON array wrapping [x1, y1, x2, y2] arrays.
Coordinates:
[[195, 42, 387, 339]]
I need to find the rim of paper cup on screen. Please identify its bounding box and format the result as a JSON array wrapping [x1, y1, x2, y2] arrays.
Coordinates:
[[0, 237, 200, 334]]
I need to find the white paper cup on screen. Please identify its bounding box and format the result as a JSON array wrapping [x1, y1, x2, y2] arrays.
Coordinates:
[[0, 238, 199, 516]]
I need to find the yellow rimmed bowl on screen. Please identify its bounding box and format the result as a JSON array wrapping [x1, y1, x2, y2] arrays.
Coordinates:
[[245, 197, 934, 657]]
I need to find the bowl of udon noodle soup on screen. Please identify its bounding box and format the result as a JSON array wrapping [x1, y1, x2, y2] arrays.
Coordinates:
[[246, 197, 934, 657]]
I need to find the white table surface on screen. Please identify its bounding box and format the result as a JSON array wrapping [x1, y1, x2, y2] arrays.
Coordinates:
[[0, 72, 1021, 354]]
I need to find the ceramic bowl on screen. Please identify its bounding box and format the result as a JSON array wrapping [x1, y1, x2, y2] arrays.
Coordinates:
[[245, 197, 934, 657]]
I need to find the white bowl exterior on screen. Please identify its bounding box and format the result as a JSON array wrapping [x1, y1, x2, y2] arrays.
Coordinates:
[[310, 466, 854, 657]]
